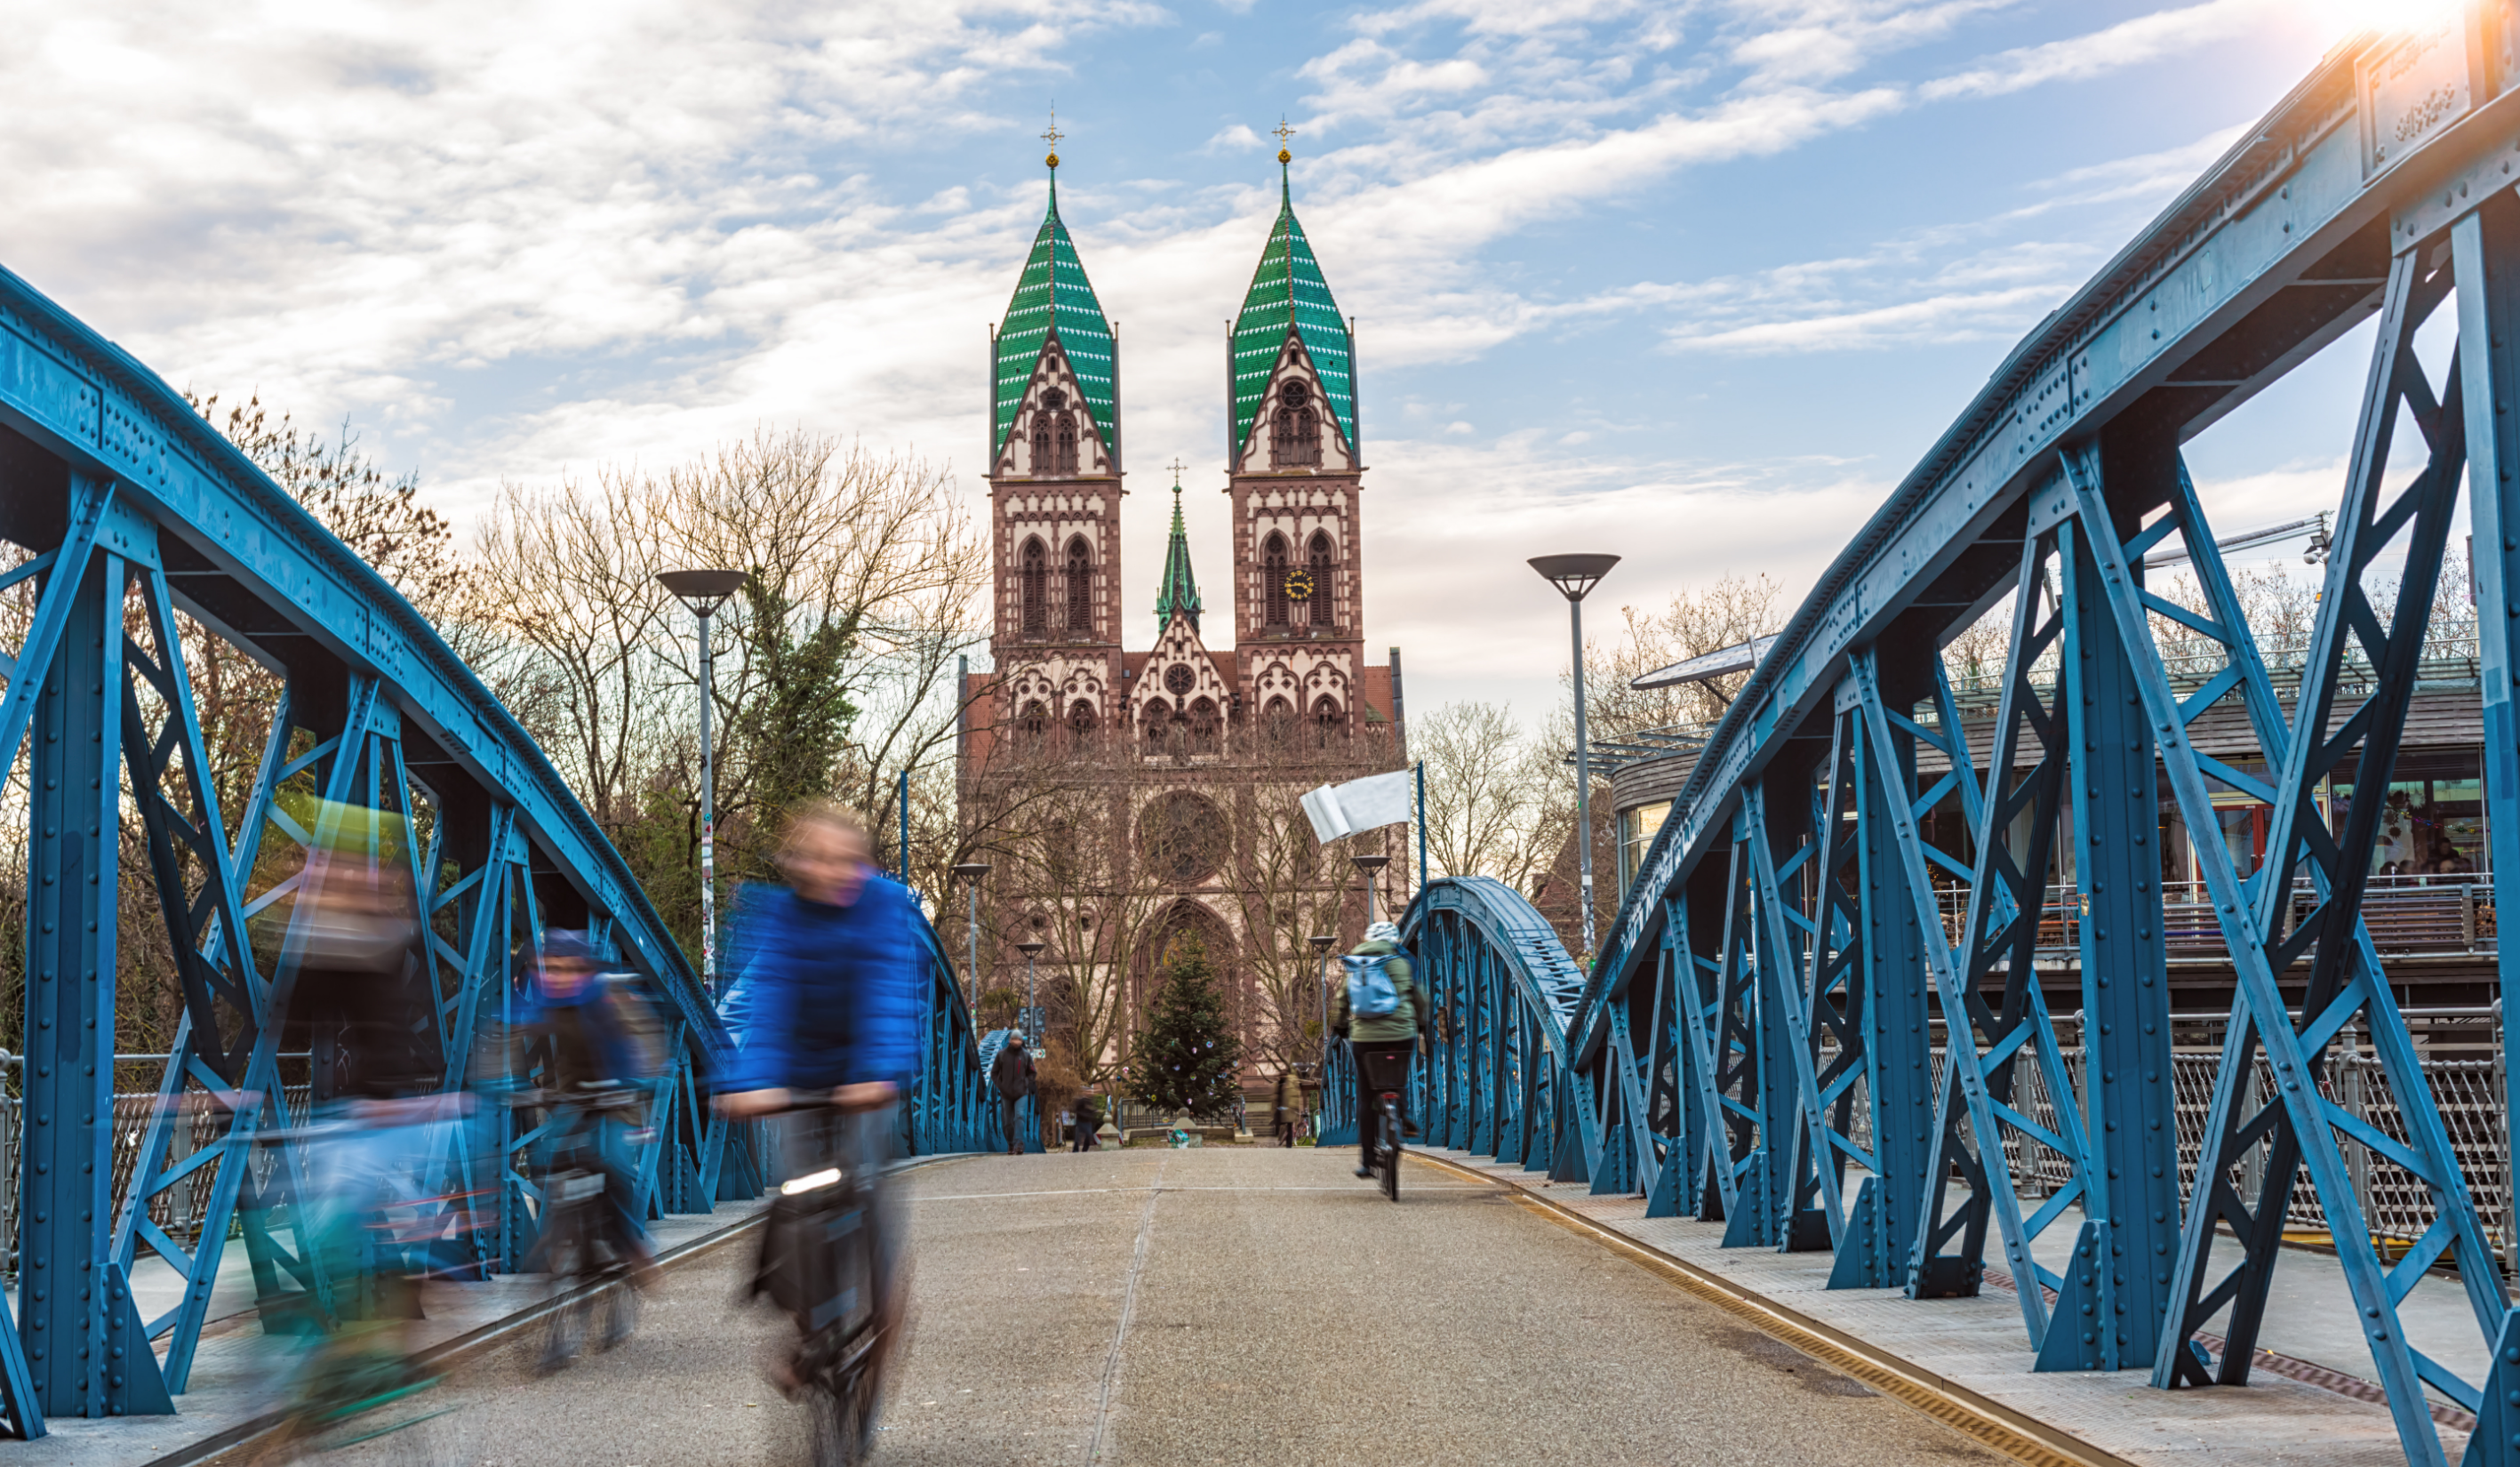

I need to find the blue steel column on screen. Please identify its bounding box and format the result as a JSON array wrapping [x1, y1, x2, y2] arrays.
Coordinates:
[[2049, 514, 2177, 1371], [1829, 673, 1934, 1289], [2453, 194, 2520, 1467], [1724, 792, 1804, 1249], [20, 530, 169, 1417]]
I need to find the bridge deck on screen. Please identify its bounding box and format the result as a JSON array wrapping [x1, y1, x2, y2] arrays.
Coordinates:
[[1428, 1150, 2458, 1466], [195, 1148, 2022, 1466]]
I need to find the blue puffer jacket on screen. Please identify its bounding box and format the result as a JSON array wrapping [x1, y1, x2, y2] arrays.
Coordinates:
[[722, 876, 922, 1094]]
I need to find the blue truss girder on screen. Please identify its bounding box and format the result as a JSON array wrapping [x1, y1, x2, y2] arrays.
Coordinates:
[[0, 260, 1003, 1435]]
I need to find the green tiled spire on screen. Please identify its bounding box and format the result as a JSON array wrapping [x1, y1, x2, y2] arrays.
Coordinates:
[[1230, 151, 1354, 460], [994, 161, 1118, 462], [1153, 475, 1202, 634]]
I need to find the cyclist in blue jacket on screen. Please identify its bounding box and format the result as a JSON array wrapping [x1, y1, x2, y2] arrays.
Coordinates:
[[718, 801, 922, 1395]]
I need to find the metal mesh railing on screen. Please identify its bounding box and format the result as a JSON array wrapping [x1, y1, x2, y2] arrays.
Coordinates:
[[1818, 1023, 2509, 1253], [2, 1078, 313, 1278]]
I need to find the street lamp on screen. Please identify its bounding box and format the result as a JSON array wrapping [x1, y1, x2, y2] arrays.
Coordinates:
[[658, 568, 748, 998], [1530, 554, 1618, 962], [951, 862, 991, 993], [1015, 939, 1046, 1046], [1349, 853, 1390, 926]]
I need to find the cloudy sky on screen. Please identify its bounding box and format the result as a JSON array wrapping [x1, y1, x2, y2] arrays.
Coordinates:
[[0, 0, 2403, 719]]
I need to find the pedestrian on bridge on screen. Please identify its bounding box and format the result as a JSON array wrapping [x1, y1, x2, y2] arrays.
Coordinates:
[[1272, 1068, 1304, 1147], [1331, 921, 1429, 1178], [992, 1033, 1036, 1156]]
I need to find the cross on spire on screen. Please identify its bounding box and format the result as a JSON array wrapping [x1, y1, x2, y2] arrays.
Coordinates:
[[1167, 456, 1188, 485], [1272, 116, 1296, 147], [1043, 106, 1063, 169]]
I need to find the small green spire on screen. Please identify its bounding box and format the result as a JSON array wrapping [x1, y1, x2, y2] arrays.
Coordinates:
[[1153, 464, 1203, 635]]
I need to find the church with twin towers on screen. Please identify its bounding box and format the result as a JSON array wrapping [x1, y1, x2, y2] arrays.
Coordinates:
[[962, 130, 1404, 1067]]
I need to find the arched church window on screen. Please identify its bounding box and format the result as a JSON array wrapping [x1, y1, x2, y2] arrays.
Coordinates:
[[1263, 696, 1293, 749], [1065, 537, 1092, 635], [1030, 389, 1079, 476], [1068, 700, 1098, 745], [1020, 537, 1048, 637], [1273, 380, 1321, 468], [1142, 699, 1172, 754], [1312, 694, 1344, 748], [1307, 531, 1334, 628], [1188, 697, 1220, 755], [1020, 700, 1048, 750], [1263, 533, 1290, 628]]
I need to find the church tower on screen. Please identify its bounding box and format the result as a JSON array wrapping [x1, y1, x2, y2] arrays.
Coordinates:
[[987, 138, 1125, 739], [1226, 139, 1369, 742]]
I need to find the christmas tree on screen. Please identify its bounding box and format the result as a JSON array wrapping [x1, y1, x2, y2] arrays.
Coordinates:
[[1123, 933, 1243, 1120]]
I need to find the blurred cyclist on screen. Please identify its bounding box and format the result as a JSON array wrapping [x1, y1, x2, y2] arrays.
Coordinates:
[[256, 800, 469, 1452], [717, 802, 920, 1393], [1329, 920, 1428, 1179], [516, 929, 665, 1343]]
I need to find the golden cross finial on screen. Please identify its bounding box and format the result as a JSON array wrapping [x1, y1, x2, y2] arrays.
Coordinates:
[[1273, 116, 1296, 147], [1166, 456, 1188, 485], [1043, 105, 1063, 168]]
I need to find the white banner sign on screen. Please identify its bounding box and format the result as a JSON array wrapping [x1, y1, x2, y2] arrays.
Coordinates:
[[1300, 768, 1414, 845]]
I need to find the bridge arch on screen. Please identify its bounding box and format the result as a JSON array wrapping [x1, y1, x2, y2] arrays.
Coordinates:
[[0, 265, 999, 1434]]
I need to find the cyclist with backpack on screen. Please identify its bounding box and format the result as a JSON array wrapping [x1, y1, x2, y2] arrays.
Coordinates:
[[1328, 920, 1429, 1179]]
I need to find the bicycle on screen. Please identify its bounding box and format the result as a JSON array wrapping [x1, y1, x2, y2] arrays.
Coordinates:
[[244, 1104, 481, 1463], [514, 1083, 657, 1373], [755, 1102, 895, 1467], [1356, 1046, 1413, 1203]]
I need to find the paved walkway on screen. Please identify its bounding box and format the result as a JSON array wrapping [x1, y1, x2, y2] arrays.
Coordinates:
[[204, 1147, 2020, 1467], [1427, 1149, 2460, 1467]]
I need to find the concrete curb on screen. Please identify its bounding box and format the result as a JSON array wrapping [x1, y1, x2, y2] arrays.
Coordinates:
[[1409, 1150, 2138, 1467], [148, 1151, 979, 1467]]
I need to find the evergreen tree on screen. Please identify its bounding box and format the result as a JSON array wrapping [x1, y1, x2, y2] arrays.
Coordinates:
[[1123, 934, 1242, 1120]]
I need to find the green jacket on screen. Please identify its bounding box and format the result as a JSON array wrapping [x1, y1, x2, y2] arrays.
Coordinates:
[[1330, 939, 1426, 1046]]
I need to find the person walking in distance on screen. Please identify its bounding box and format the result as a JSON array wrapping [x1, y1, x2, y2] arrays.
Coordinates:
[[1071, 1091, 1104, 1152], [1272, 1068, 1304, 1147], [1329, 921, 1428, 1179], [992, 1033, 1036, 1157]]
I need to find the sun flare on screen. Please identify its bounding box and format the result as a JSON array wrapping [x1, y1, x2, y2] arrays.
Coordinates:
[[2303, 0, 2469, 46]]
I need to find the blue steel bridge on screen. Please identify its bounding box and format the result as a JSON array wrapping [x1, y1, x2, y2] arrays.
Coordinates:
[[11, 16, 2520, 1467]]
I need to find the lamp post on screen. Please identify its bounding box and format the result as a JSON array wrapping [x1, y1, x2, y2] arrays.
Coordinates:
[[1350, 852, 1390, 926], [951, 862, 990, 992], [1529, 554, 1620, 962], [658, 568, 748, 998], [1015, 939, 1046, 1045]]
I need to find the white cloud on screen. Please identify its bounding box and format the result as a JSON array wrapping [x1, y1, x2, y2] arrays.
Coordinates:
[[1204, 123, 1265, 152], [1924, 0, 2281, 100]]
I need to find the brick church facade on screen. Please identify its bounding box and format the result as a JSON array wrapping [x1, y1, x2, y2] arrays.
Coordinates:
[[958, 143, 1406, 1086]]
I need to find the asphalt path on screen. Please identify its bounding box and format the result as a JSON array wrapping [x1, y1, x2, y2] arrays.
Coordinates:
[[256, 1147, 2006, 1466]]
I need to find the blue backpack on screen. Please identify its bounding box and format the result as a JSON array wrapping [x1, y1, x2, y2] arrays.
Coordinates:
[[1341, 953, 1404, 1019]]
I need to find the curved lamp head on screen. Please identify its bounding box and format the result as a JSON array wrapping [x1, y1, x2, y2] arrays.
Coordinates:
[[658, 568, 748, 615], [1528, 554, 1620, 603], [1016, 940, 1047, 958], [1308, 934, 1336, 955], [950, 862, 993, 880], [1348, 854, 1390, 875]]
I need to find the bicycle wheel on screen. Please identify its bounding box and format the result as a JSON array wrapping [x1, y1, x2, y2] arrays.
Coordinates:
[[1380, 1098, 1401, 1202], [804, 1364, 869, 1467]]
